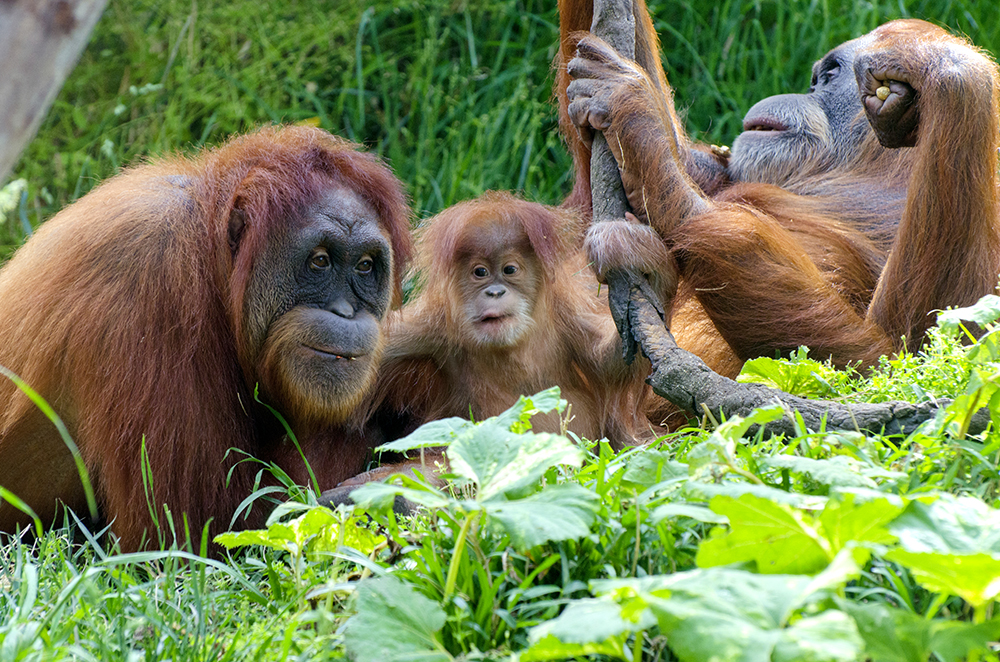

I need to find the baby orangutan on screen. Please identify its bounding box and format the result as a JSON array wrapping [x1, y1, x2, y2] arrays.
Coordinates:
[[368, 191, 667, 449]]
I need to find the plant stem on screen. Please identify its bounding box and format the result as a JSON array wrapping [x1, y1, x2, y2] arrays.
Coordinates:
[[632, 500, 641, 578], [631, 631, 644, 661], [443, 511, 478, 601], [729, 463, 765, 485]]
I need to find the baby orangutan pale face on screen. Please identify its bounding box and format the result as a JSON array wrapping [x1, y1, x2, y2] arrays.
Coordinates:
[[452, 222, 543, 349]]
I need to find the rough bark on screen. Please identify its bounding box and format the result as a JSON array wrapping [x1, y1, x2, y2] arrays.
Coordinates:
[[615, 278, 989, 437], [588, 0, 646, 364], [588, 0, 634, 228]]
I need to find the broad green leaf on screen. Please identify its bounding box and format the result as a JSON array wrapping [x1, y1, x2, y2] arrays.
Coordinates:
[[636, 568, 861, 662], [940, 367, 998, 429], [525, 596, 651, 650], [649, 502, 729, 525], [684, 481, 825, 508], [310, 512, 386, 555], [762, 455, 877, 489], [596, 563, 857, 623], [831, 487, 908, 508], [447, 423, 584, 500], [817, 493, 901, 565], [738, 350, 844, 398], [890, 495, 1000, 553], [621, 450, 687, 488], [344, 576, 452, 662], [838, 599, 1000, 662], [968, 327, 1000, 363], [803, 548, 863, 594], [554, 565, 862, 662], [685, 439, 733, 474], [517, 634, 626, 661], [886, 496, 1000, 606], [215, 521, 298, 553], [930, 618, 1000, 662], [491, 387, 566, 432], [485, 483, 599, 549], [884, 550, 1000, 607], [526, 387, 565, 413], [348, 481, 451, 511], [696, 495, 831, 574], [647, 594, 783, 662], [288, 506, 339, 537], [836, 599, 932, 662], [697, 493, 899, 574], [215, 527, 290, 552], [214, 506, 384, 555], [937, 295, 1000, 334], [769, 611, 864, 662], [376, 417, 474, 453]]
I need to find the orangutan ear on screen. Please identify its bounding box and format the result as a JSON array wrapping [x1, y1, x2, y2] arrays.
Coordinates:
[[228, 203, 247, 255]]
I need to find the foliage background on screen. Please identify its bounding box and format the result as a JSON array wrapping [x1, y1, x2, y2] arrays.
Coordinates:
[[5, 0, 1000, 259]]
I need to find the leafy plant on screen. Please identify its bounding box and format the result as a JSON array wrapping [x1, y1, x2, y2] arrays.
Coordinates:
[[341, 388, 601, 657], [525, 557, 866, 662], [738, 346, 853, 398]]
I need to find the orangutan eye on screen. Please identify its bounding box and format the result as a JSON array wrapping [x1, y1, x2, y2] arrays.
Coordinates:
[[502, 264, 518, 276], [473, 266, 489, 278], [356, 256, 374, 274], [819, 65, 840, 85], [309, 249, 331, 270]]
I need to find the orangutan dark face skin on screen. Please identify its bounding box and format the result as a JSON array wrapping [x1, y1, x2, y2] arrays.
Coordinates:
[[0, 125, 415, 552], [250, 187, 396, 425], [729, 37, 874, 185], [558, 4, 1000, 375]]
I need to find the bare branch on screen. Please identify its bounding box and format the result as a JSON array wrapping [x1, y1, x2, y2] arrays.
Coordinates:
[[622, 279, 989, 437]]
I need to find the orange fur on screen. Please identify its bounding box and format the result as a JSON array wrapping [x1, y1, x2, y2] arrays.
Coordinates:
[[0, 126, 412, 551], [371, 192, 653, 448], [560, 7, 1000, 375]]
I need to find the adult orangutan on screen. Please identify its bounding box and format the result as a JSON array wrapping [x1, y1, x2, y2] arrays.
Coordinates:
[[366, 192, 664, 449], [0, 125, 412, 552], [558, 2, 1000, 378]]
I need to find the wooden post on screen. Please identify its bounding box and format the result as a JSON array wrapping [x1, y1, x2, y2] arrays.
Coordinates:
[[0, 0, 107, 182]]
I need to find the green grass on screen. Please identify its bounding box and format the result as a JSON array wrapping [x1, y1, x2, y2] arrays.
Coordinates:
[[5, 0, 1000, 659], [5, 340, 1000, 659], [3, 0, 573, 254]]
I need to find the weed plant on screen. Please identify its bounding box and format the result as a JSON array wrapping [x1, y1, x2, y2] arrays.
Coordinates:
[[4, 0, 1000, 660]]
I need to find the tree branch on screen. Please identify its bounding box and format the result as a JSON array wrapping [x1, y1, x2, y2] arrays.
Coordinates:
[[625, 281, 988, 437]]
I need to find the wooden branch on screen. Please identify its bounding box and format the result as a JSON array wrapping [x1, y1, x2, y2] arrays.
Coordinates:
[[0, 0, 107, 183], [587, 0, 646, 362], [588, 0, 634, 227], [623, 280, 989, 437]]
